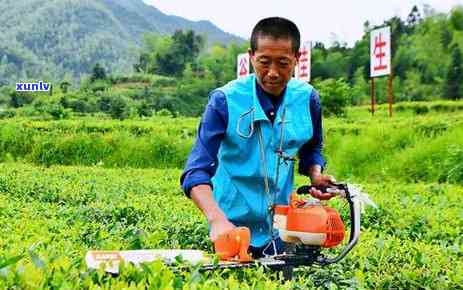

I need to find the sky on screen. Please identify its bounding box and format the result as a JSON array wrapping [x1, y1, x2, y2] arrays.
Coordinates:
[[144, 0, 462, 47]]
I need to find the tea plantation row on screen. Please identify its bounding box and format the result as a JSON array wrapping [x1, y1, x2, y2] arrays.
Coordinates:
[[0, 163, 461, 289]]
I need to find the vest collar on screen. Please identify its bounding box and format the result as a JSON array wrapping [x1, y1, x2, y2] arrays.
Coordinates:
[[251, 74, 288, 124]]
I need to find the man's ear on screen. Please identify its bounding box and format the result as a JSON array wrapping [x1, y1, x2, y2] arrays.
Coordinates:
[[248, 48, 253, 57], [248, 48, 255, 66]]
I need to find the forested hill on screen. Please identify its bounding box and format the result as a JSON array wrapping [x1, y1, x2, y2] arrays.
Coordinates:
[[0, 0, 244, 84]]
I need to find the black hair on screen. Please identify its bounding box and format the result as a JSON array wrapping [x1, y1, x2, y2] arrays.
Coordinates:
[[250, 17, 300, 55]]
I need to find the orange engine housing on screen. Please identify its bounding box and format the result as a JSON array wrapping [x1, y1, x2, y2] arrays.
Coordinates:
[[274, 195, 345, 248], [214, 227, 252, 262]]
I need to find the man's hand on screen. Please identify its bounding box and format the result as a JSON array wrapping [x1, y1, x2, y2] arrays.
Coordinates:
[[308, 165, 337, 200], [310, 175, 337, 200], [209, 216, 236, 242], [190, 184, 236, 241], [311, 174, 336, 187]]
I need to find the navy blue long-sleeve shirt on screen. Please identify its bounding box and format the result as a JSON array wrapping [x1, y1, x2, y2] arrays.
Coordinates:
[[180, 82, 325, 196]]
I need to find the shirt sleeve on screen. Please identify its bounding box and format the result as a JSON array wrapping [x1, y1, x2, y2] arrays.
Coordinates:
[[180, 90, 228, 197], [298, 89, 326, 176]]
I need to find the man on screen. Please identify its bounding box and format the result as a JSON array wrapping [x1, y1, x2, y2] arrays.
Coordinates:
[[180, 17, 335, 258]]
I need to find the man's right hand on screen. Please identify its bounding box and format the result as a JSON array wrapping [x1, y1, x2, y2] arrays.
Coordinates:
[[189, 184, 236, 242], [209, 216, 236, 242]]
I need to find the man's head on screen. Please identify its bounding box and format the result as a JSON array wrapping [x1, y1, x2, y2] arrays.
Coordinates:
[[249, 17, 301, 96]]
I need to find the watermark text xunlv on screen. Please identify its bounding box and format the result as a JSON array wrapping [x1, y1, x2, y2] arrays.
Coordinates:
[[16, 81, 50, 92]]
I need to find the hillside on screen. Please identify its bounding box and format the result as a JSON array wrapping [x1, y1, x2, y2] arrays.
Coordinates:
[[0, 0, 244, 84]]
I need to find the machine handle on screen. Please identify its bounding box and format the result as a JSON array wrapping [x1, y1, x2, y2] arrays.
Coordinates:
[[296, 185, 330, 195], [316, 184, 361, 265], [296, 184, 347, 198]]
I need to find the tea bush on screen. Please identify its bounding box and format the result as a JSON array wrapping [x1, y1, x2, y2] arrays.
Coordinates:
[[1, 104, 462, 288], [0, 163, 461, 289]]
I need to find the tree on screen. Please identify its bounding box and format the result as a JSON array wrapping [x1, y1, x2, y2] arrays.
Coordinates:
[[351, 68, 369, 105], [313, 42, 326, 51], [134, 34, 173, 74], [323, 51, 349, 79], [133, 52, 150, 73], [310, 48, 328, 79], [385, 16, 406, 56], [90, 63, 107, 82], [445, 44, 463, 100], [440, 25, 453, 50], [135, 30, 206, 77], [450, 6, 463, 31], [155, 50, 184, 76], [171, 30, 204, 65], [9, 92, 33, 108], [347, 38, 369, 83], [98, 96, 112, 112], [393, 45, 416, 81], [198, 45, 228, 84], [316, 78, 351, 117], [109, 96, 130, 120], [407, 5, 422, 27], [363, 21, 371, 33], [137, 101, 153, 117], [155, 30, 205, 76], [60, 81, 71, 93]]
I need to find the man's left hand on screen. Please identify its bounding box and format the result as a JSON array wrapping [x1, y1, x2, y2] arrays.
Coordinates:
[[310, 174, 337, 200]]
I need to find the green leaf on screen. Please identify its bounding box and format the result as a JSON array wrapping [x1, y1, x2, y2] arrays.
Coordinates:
[[0, 253, 26, 269]]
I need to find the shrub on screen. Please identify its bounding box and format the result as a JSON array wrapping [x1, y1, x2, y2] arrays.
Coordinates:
[[47, 104, 71, 120], [413, 104, 430, 115], [315, 78, 351, 117], [109, 97, 130, 120], [9, 91, 33, 108], [0, 109, 16, 119]]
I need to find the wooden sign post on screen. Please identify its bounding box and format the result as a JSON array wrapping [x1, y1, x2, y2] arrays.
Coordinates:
[[370, 77, 375, 115]]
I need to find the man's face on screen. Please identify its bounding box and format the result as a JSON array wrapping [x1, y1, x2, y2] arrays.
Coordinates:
[[249, 36, 299, 96]]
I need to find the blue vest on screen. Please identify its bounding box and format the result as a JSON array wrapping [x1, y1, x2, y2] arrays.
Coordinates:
[[211, 74, 313, 247]]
